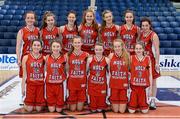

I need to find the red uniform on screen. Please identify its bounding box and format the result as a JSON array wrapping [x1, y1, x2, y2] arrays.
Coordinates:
[[45, 55, 66, 108], [88, 56, 108, 110], [61, 25, 78, 54], [120, 25, 138, 55], [67, 51, 88, 104], [109, 53, 129, 104], [19, 27, 39, 77], [41, 27, 59, 55], [79, 24, 98, 54], [128, 55, 150, 110], [140, 31, 160, 79], [24, 53, 45, 106], [101, 25, 118, 56]]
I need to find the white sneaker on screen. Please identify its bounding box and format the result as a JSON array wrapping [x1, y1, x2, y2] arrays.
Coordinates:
[[149, 99, 157, 110]]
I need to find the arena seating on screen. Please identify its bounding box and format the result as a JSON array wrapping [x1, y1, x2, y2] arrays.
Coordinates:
[[0, 0, 179, 54]]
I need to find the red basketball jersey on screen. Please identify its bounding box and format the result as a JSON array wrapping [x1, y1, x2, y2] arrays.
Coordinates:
[[79, 24, 98, 54], [120, 25, 138, 54], [62, 25, 78, 53], [41, 27, 59, 55], [140, 31, 155, 57], [45, 55, 66, 84], [110, 53, 129, 89], [26, 53, 44, 85], [22, 27, 39, 56], [130, 55, 150, 87], [68, 51, 88, 90], [101, 25, 118, 52], [88, 56, 108, 96]]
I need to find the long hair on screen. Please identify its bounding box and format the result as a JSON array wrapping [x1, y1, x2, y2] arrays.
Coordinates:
[[113, 39, 130, 67], [68, 35, 82, 56], [140, 17, 153, 30], [81, 9, 99, 31], [123, 9, 135, 24], [50, 38, 63, 55], [24, 11, 37, 26], [31, 39, 43, 53], [135, 41, 146, 56], [67, 10, 78, 31], [41, 11, 56, 29]]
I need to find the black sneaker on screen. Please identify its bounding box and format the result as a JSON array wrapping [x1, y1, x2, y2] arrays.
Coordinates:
[[149, 99, 157, 110]]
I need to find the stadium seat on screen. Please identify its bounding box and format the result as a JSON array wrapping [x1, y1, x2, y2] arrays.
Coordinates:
[[0, 39, 11, 46], [169, 21, 179, 27], [6, 10, 16, 15], [15, 10, 25, 15], [154, 27, 164, 34], [0, 9, 7, 15], [0, 26, 7, 32], [0, 32, 4, 39], [13, 15, 23, 20], [152, 21, 161, 27], [164, 48, 176, 54], [160, 41, 171, 48], [11, 39, 16, 46], [10, 20, 20, 26], [0, 14, 3, 20], [1, 20, 10, 26], [167, 33, 178, 40], [154, 12, 163, 16], [157, 16, 166, 21], [7, 26, 17, 32], [4, 32, 16, 39], [171, 41, 180, 48], [175, 16, 180, 22], [3, 15, 13, 20], [176, 48, 180, 55], [160, 48, 165, 54], [174, 27, 180, 34], [0, 47, 8, 54], [163, 27, 173, 34], [166, 16, 175, 22], [161, 22, 170, 28], [158, 33, 167, 41], [163, 11, 171, 16], [8, 47, 16, 54]]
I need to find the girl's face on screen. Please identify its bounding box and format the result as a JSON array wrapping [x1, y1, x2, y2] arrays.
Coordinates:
[[72, 38, 82, 50], [94, 45, 104, 56], [46, 16, 55, 27], [67, 13, 76, 24], [135, 44, 144, 56], [141, 21, 151, 32], [113, 41, 123, 54], [104, 12, 113, 24], [25, 13, 35, 26], [51, 42, 61, 55], [85, 12, 94, 24], [31, 41, 42, 53], [125, 12, 134, 24]]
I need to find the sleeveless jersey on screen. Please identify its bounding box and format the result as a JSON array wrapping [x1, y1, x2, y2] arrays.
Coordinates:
[[120, 25, 138, 54], [79, 24, 98, 54], [68, 51, 88, 90], [22, 27, 39, 56], [88, 56, 108, 96], [46, 55, 66, 84], [140, 31, 155, 57], [130, 55, 150, 87], [110, 53, 129, 89], [62, 25, 78, 53], [101, 25, 118, 52], [26, 53, 44, 85], [41, 27, 59, 55]]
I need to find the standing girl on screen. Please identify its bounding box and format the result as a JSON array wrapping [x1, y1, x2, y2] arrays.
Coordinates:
[[41, 11, 59, 55], [87, 42, 109, 112], [66, 36, 89, 111], [140, 17, 160, 110], [16, 11, 39, 78], [99, 10, 119, 56], [59, 11, 78, 54], [21, 39, 45, 112], [45, 39, 66, 112], [108, 39, 130, 113], [128, 42, 152, 113], [119, 10, 140, 55], [79, 9, 99, 54]]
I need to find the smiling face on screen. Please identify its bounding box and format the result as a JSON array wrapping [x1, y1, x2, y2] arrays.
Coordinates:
[[51, 41, 61, 55], [113, 41, 123, 55], [94, 45, 104, 56], [125, 12, 134, 24], [31, 40, 42, 54], [104, 12, 113, 24], [85, 11, 94, 24], [46, 15, 55, 27], [72, 37, 82, 51], [135, 43, 144, 56], [67, 13, 76, 25], [141, 21, 151, 32], [25, 13, 36, 26]]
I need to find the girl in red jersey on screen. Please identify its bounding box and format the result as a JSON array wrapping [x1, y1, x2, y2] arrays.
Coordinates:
[[87, 42, 109, 112], [108, 39, 130, 113], [59, 11, 78, 54], [140, 17, 160, 110], [16, 11, 39, 78], [79, 9, 99, 54], [99, 10, 119, 56], [21, 39, 45, 112], [128, 42, 152, 113], [45, 39, 66, 112], [119, 10, 140, 55], [66, 36, 89, 111], [41, 11, 59, 55]]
